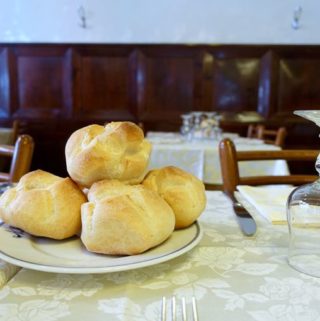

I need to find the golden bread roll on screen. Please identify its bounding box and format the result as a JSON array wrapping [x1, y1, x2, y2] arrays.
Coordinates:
[[0, 170, 86, 240], [142, 166, 206, 229], [65, 121, 152, 187], [81, 180, 175, 255]]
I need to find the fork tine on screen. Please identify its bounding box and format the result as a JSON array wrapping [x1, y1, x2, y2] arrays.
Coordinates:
[[192, 296, 199, 321], [171, 296, 176, 321], [182, 297, 187, 321], [161, 296, 199, 321], [161, 296, 166, 321]]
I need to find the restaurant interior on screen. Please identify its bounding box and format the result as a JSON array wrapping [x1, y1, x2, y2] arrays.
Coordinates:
[[1, 1, 320, 320]]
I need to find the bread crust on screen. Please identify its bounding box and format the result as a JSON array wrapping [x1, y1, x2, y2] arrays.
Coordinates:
[[81, 180, 175, 255], [142, 166, 206, 229], [65, 122, 152, 187], [0, 170, 86, 240]]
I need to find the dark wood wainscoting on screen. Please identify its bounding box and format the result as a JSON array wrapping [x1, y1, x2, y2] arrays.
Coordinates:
[[0, 43, 319, 176]]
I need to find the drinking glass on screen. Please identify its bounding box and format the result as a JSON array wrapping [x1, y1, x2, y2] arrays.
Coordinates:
[[180, 114, 193, 139], [287, 110, 320, 277]]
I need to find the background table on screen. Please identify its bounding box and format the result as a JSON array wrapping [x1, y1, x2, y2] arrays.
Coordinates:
[[0, 128, 15, 146], [1, 191, 320, 320], [147, 134, 290, 184]]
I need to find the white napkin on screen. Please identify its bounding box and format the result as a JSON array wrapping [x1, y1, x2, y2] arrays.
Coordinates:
[[237, 185, 295, 224]]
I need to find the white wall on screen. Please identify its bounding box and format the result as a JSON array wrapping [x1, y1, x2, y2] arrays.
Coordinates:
[[0, 0, 318, 44]]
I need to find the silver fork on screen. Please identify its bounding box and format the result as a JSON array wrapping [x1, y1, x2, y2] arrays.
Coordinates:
[[161, 296, 199, 321]]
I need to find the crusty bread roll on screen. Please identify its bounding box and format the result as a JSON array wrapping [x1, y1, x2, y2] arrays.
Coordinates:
[[65, 122, 152, 187], [81, 180, 175, 255], [142, 166, 206, 229], [0, 170, 86, 240]]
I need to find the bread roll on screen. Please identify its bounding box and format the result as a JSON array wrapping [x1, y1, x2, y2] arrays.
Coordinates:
[[0, 170, 86, 240], [142, 166, 206, 229], [81, 180, 175, 255], [65, 122, 152, 187]]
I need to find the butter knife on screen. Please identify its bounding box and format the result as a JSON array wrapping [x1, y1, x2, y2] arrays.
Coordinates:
[[225, 192, 257, 236]]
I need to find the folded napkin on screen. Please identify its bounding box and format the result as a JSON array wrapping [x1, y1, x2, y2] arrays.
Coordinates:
[[237, 185, 295, 224]]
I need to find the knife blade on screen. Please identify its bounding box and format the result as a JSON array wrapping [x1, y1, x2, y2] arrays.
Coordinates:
[[225, 192, 257, 236]]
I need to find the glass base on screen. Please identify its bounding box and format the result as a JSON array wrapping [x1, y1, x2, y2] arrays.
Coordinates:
[[288, 254, 320, 278]]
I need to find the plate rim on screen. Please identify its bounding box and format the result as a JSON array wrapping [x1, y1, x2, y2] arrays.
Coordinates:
[[0, 222, 203, 274]]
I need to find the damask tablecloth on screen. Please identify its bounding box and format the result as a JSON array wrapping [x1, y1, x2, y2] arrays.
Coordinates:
[[0, 261, 20, 289], [147, 138, 290, 184], [1, 191, 320, 321]]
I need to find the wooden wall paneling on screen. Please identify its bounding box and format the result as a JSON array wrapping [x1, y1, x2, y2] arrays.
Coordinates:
[[1, 43, 320, 175], [128, 49, 140, 122], [277, 56, 320, 113], [62, 48, 75, 119], [137, 46, 198, 123], [75, 46, 136, 122], [257, 50, 280, 118], [0, 47, 10, 117], [199, 51, 214, 110], [10, 45, 73, 119], [208, 47, 261, 113], [7, 46, 18, 119]]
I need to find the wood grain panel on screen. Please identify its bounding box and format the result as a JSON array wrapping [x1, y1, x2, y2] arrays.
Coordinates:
[[0, 48, 9, 117], [138, 48, 196, 120], [212, 58, 260, 111], [278, 58, 320, 111], [11, 47, 72, 119], [257, 50, 280, 118], [74, 47, 136, 121]]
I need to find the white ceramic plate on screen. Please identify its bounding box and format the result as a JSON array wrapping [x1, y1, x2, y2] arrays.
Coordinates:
[[0, 221, 202, 274]]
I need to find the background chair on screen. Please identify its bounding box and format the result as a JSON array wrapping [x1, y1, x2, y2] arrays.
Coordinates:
[[219, 138, 318, 197], [247, 124, 287, 147], [11, 120, 20, 143], [0, 134, 35, 183]]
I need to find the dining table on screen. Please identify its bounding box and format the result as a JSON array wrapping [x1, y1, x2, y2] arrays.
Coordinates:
[[1, 190, 319, 320], [146, 132, 290, 185]]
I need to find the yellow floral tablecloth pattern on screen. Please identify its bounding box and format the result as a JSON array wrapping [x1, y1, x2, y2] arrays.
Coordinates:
[[1, 192, 320, 320]]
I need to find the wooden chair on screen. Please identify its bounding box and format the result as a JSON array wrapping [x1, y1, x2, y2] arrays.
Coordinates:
[[247, 124, 287, 147], [219, 138, 318, 197], [247, 124, 260, 138], [11, 120, 20, 143], [0, 134, 35, 183]]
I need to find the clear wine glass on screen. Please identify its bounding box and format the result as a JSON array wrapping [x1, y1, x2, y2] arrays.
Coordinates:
[[180, 114, 193, 140], [189, 112, 204, 140], [287, 110, 320, 277]]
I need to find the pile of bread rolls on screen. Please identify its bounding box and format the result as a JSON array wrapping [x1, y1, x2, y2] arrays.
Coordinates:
[[0, 121, 206, 255]]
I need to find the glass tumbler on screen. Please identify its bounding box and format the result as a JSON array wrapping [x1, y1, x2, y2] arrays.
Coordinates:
[[287, 110, 320, 277], [287, 181, 320, 277]]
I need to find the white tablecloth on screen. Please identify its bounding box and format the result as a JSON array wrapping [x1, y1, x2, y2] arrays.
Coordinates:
[[1, 191, 320, 320], [147, 135, 290, 184]]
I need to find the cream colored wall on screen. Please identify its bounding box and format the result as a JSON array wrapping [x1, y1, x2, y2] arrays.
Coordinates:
[[0, 0, 318, 44]]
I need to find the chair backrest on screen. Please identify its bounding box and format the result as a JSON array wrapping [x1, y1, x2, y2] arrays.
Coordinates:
[[247, 124, 259, 138], [0, 134, 35, 183], [11, 120, 20, 143], [219, 138, 318, 197], [247, 124, 287, 147]]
